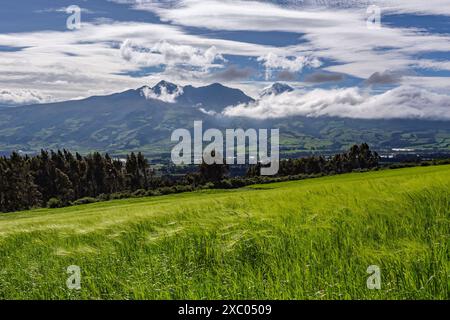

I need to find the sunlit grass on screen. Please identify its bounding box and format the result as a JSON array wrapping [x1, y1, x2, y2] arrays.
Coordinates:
[[0, 165, 449, 299]]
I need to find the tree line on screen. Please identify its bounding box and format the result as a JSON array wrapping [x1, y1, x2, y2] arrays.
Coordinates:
[[0, 150, 154, 212], [248, 143, 380, 177], [0, 144, 380, 213]]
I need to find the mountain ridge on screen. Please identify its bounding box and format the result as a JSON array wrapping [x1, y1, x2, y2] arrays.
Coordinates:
[[0, 81, 450, 157]]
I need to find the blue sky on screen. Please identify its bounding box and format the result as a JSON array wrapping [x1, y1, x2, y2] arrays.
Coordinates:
[[1, 0, 450, 119]]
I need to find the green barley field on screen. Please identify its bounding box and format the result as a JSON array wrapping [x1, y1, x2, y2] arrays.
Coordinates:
[[0, 165, 449, 300]]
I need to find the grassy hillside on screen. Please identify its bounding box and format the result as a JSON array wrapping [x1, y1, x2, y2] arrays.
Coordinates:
[[0, 166, 449, 300]]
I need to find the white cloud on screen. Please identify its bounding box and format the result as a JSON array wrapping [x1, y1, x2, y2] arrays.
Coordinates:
[[140, 84, 183, 103], [0, 21, 271, 101], [401, 76, 450, 91], [136, 0, 450, 79], [1, 0, 450, 104], [258, 53, 321, 80], [35, 7, 96, 14], [0, 89, 52, 105], [199, 107, 217, 116], [295, 0, 450, 16], [120, 39, 224, 71], [223, 86, 450, 120], [414, 60, 450, 72], [113, 0, 450, 16], [378, 0, 450, 16]]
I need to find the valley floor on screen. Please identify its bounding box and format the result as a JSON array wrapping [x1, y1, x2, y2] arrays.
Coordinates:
[[0, 165, 449, 299]]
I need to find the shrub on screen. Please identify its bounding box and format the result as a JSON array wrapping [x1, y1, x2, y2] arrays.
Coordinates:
[[132, 189, 147, 197], [216, 179, 233, 189], [109, 193, 122, 200], [202, 182, 215, 190], [159, 186, 176, 195], [145, 189, 165, 197], [72, 197, 98, 206], [175, 185, 193, 193], [228, 178, 246, 188], [151, 190, 162, 196], [47, 198, 63, 209], [97, 193, 110, 202], [110, 192, 131, 200]]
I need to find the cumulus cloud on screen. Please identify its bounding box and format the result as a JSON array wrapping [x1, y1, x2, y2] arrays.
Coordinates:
[[222, 86, 450, 120], [258, 53, 321, 80], [120, 39, 224, 72], [0, 89, 52, 105]]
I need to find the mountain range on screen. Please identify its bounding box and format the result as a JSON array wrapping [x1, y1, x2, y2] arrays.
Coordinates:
[[1, 81, 449, 158]]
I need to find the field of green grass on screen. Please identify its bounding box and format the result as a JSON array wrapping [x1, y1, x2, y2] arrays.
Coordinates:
[[0, 165, 449, 300]]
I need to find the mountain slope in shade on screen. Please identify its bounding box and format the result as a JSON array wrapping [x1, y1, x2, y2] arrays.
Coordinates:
[[0, 81, 449, 157], [140, 81, 254, 109], [179, 83, 255, 111], [0, 81, 254, 154]]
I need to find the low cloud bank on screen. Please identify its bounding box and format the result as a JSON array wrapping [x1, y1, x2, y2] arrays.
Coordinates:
[[223, 86, 450, 120], [0, 89, 51, 105]]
